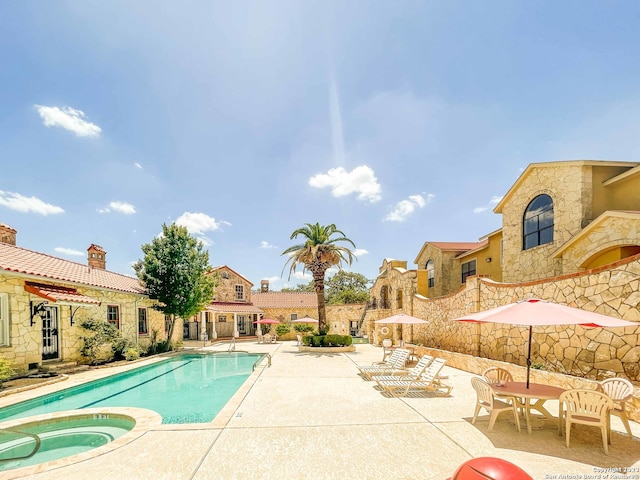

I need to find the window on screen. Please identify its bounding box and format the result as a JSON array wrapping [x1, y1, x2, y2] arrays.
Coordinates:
[[290, 313, 298, 321], [107, 305, 120, 329], [426, 260, 435, 288], [396, 290, 403, 309], [461, 260, 477, 283], [235, 285, 244, 301], [523, 194, 554, 250], [138, 308, 148, 335], [221, 271, 229, 279], [0, 293, 9, 346], [218, 315, 227, 322]]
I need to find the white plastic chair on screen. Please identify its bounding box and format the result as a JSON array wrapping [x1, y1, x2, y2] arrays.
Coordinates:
[[598, 377, 634, 439], [559, 389, 613, 454], [471, 377, 521, 432]]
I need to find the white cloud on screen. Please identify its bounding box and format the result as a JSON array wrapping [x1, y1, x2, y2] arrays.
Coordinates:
[[353, 248, 368, 256], [54, 247, 84, 256], [34, 105, 102, 137], [98, 201, 136, 215], [0, 190, 64, 215], [292, 271, 313, 281], [309, 165, 381, 203], [384, 193, 433, 222], [259, 241, 277, 249], [175, 212, 229, 235], [134, 162, 143, 169], [474, 196, 503, 214]]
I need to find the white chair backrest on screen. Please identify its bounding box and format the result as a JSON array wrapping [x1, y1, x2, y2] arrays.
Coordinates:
[[560, 389, 613, 420], [471, 377, 493, 407], [409, 355, 433, 377], [598, 378, 634, 402], [390, 348, 410, 368], [482, 367, 513, 385], [382, 338, 392, 348], [420, 357, 446, 383]]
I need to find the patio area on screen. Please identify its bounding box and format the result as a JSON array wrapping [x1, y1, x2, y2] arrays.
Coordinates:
[[2, 341, 639, 480]]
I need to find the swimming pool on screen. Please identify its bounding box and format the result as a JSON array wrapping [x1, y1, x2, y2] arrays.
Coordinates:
[[0, 352, 265, 424]]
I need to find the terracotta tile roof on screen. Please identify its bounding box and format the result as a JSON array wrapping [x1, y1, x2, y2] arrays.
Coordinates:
[[206, 302, 263, 314], [0, 243, 144, 294], [252, 292, 318, 308]]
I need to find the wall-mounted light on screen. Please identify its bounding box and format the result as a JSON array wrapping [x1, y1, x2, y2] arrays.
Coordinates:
[[30, 301, 48, 326], [485, 257, 492, 263]]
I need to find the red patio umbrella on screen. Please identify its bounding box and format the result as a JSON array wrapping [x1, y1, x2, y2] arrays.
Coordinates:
[[453, 298, 637, 388]]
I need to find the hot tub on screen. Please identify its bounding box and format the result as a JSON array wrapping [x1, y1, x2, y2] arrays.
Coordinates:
[[0, 407, 162, 477]]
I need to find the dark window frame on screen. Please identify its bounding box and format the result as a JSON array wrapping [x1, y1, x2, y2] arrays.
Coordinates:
[[523, 194, 554, 250], [138, 308, 148, 335], [426, 260, 435, 288], [461, 260, 477, 283], [107, 305, 120, 329]]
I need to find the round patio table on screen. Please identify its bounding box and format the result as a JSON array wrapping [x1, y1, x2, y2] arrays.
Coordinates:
[[491, 381, 566, 434]]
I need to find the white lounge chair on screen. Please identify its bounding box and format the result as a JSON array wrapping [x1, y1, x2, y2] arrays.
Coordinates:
[[371, 355, 434, 385], [357, 349, 410, 380], [376, 357, 452, 397]]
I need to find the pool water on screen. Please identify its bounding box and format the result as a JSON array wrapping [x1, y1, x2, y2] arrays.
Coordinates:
[[0, 353, 263, 424], [0, 415, 135, 471]]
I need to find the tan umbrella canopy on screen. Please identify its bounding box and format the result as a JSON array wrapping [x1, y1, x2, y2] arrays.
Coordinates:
[[291, 316, 319, 324], [375, 313, 429, 343], [453, 298, 637, 388]]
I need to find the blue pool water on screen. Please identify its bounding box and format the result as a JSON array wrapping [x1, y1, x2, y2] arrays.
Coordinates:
[[0, 415, 135, 471], [0, 353, 263, 424]]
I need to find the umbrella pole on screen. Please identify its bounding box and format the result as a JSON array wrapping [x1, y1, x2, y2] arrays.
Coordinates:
[[526, 325, 532, 389]]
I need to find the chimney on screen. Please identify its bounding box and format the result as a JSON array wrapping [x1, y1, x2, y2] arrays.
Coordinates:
[[87, 244, 106, 269], [0, 224, 17, 245], [261, 279, 269, 292]]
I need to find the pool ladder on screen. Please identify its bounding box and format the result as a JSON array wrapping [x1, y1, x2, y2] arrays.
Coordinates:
[[228, 337, 236, 352], [0, 428, 41, 462]]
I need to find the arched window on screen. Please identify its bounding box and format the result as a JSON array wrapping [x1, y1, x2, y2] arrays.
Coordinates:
[[523, 194, 554, 250], [426, 260, 435, 288]]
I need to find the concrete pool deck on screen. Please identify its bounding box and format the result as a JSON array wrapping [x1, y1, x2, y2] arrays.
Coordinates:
[[2, 341, 640, 480]]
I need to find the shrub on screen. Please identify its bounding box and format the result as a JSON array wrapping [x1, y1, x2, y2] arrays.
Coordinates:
[[293, 324, 314, 333], [275, 323, 291, 336], [0, 356, 14, 387], [124, 347, 141, 361], [302, 335, 352, 347], [79, 318, 121, 365]]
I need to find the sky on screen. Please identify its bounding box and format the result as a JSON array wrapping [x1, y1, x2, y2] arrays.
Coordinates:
[[2, 1, 640, 290]]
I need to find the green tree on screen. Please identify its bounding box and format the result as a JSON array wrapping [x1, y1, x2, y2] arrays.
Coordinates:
[[280, 281, 315, 293], [134, 223, 216, 346], [325, 271, 371, 305], [282, 222, 356, 333]]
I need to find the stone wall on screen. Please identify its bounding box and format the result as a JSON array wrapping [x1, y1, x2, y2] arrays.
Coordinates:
[[0, 275, 166, 372], [211, 268, 252, 303], [363, 254, 640, 382], [501, 165, 588, 283]]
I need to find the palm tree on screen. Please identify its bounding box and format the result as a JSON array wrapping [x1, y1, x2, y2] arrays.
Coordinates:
[[282, 223, 356, 333]]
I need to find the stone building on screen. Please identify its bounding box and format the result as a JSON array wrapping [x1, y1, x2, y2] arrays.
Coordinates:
[[252, 280, 365, 337], [364, 159, 640, 381], [185, 265, 263, 340], [0, 224, 170, 373]]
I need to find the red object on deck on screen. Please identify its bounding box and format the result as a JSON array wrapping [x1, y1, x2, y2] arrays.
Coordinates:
[[447, 457, 533, 480]]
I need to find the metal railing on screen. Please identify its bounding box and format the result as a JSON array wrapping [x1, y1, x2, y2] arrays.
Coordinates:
[[0, 428, 41, 463]]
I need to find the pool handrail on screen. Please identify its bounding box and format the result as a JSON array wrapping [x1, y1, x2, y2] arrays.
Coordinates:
[[0, 428, 41, 462]]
